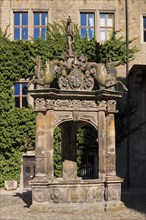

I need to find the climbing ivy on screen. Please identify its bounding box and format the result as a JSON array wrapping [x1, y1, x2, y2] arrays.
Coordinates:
[[0, 22, 138, 186]]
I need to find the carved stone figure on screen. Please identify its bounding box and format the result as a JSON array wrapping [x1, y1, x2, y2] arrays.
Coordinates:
[[28, 56, 55, 88], [87, 62, 128, 91], [66, 15, 73, 55]]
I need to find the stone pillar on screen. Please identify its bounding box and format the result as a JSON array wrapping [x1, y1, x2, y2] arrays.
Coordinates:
[[35, 112, 47, 178], [105, 100, 124, 210], [62, 122, 77, 179], [106, 113, 116, 176], [46, 110, 55, 179], [98, 101, 107, 179]]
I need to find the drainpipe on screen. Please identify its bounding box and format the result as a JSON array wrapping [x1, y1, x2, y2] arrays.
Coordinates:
[[125, 0, 130, 189]]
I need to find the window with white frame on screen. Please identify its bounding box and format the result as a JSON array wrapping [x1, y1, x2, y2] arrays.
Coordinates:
[[99, 13, 114, 42], [143, 16, 146, 42], [14, 82, 28, 108], [33, 12, 48, 40], [13, 12, 28, 40], [80, 12, 95, 39]]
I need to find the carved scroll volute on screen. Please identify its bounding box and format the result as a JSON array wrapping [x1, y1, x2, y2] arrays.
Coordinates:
[[107, 100, 117, 112]]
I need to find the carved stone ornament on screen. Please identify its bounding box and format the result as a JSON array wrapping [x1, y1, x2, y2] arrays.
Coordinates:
[[107, 100, 116, 112], [98, 100, 107, 111], [33, 189, 47, 202], [72, 111, 80, 121], [108, 186, 120, 201], [106, 153, 115, 174], [35, 98, 46, 109], [58, 68, 94, 91]]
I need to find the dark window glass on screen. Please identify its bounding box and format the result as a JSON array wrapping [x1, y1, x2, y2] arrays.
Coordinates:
[[22, 13, 28, 25], [80, 13, 95, 40], [34, 28, 40, 39], [22, 28, 28, 40], [22, 97, 28, 107], [34, 13, 40, 25], [15, 97, 20, 108], [41, 28, 46, 40], [33, 12, 48, 40], [42, 13, 48, 25], [144, 17, 146, 29], [14, 13, 20, 25], [80, 13, 86, 26], [80, 28, 86, 38], [14, 12, 28, 40], [14, 28, 20, 40], [14, 83, 28, 108], [144, 31, 146, 42], [14, 84, 20, 95], [22, 84, 28, 95]]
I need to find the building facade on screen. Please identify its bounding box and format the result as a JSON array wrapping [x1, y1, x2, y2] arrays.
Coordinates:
[[0, 0, 146, 189]]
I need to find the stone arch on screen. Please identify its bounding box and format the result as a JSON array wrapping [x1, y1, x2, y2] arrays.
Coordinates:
[[54, 119, 99, 180]]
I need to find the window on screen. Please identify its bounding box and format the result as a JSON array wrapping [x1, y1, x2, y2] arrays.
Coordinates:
[[14, 12, 28, 40], [14, 82, 28, 108], [80, 12, 95, 39], [33, 12, 48, 39], [99, 13, 114, 42], [143, 16, 146, 42]]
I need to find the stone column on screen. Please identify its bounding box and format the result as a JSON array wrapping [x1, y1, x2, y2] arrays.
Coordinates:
[[46, 110, 55, 179], [98, 101, 107, 179], [35, 112, 47, 178], [105, 100, 124, 210], [106, 113, 116, 176], [62, 122, 77, 179]]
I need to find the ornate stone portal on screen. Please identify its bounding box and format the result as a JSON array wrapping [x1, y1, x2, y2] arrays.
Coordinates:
[[29, 17, 127, 211]]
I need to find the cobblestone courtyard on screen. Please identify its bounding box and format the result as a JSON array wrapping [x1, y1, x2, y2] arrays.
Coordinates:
[[0, 188, 146, 220]]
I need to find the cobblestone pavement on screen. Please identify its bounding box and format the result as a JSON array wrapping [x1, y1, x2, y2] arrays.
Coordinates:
[[0, 188, 146, 220]]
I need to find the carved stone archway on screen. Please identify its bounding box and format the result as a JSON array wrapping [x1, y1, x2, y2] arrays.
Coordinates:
[[29, 17, 126, 211]]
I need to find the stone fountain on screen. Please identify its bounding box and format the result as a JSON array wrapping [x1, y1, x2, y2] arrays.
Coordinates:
[[29, 16, 127, 212]]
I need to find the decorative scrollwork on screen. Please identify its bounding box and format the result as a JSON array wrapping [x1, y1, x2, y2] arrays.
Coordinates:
[[107, 100, 116, 112], [35, 98, 46, 109], [98, 100, 107, 111]]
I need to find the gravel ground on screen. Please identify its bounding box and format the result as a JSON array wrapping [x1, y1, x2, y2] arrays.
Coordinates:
[[0, 188, 146, 220]]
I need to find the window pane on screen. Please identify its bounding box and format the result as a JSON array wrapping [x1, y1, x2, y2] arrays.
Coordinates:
[[100, 30, 106, 41], [41, 28, 46, 40], [144, 31, 146, 42], [34, 28, 40, 39], [14, 13, 20, 25], [22, 97, 28, 107], [34, 13, 40, 25], [107, 14, 113, 27], [144, 17, 146, 29], [22, 28, 28, 40], [22, 13, 28, 25], [42, 13, 48, 25], [22, 84, 28, 95], [88, 14, 94, 26], [14, 83, 20, 95], [15, 97, 20, 108], [100, 14, 106, 27], [80, 13, 86, 26], [88, 28, 94, 39], [81, 28, 86, 38], [14, 28, 20, 40]]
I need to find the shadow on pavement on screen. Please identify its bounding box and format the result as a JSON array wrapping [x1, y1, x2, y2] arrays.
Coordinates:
[[14, 190, 32, 208], [121, 189, 146, 214]]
